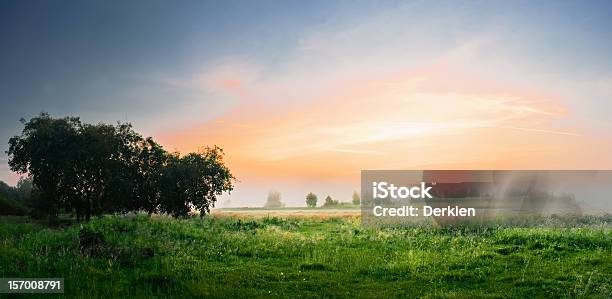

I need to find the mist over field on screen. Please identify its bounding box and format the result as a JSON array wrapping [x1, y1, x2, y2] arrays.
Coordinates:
[[1, 1, 612, 297]]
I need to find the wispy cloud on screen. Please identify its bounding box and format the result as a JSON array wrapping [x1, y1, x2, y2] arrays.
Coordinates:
[[160, 63, 590, 181], [153, 2, 612, 205]]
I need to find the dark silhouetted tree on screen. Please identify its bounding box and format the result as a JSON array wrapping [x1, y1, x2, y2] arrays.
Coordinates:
[[132, 137, 168, 215], [7, 113, 235, 221], [184, 146, 234, 216], [159, 147, 234, 217], [7, 113, 81, 222]]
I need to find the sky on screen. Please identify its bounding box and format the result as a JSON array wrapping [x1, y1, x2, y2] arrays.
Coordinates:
[[1, 0, 612, 207]]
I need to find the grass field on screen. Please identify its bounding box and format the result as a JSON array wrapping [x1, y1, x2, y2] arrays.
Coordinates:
[[0, 213, 611, 298]]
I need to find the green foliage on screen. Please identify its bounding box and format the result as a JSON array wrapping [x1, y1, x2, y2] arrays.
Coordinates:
[[68, 122, 143, 220], [264, 190, 284, 208], [306, 192, 317, 208], [352, 191, 360, 205], [7, 113, 81, 220], [158, 147, 234, 217], [0, 177, 33, 216], [0, 180, 18, 200], [0, 194, 27, 216], [15, 177, 34, 201], [6, 113, 234, 220], [323, 195, 339, 207], [0, 215, 610, 297]]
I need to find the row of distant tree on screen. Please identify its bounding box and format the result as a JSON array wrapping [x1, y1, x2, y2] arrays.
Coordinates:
[[5, 113, 235, 222], [263, 190, 361, 208]]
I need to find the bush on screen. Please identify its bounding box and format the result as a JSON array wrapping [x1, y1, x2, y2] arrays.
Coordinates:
[[0, 195, 28, 216]]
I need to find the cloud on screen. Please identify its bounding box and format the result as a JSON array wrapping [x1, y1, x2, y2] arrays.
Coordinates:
[[155, 4, 612, 205], [159, 63, 588, 182], [191, 62, 261, 97]]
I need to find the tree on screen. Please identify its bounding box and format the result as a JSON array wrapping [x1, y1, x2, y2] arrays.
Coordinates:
[[0, 193, 27, 216], [69, 123, 127, 219], [0, 177, 34, 216], [102, 122, 148, 215], [306, 192, 317, 208], [51, 121, 148, 221], [158, 153, 191, 217], [0, 179, 29, 216], [352, 191, 361, 205], [159, 147, 235, 217], [15, 177, 35, 214], [131, 137, 168, 215], [323, 195, 338, 207], [183, 146, 234, 216], [15, 177, 34, 201], [0, 180, 18, 200], [264, 190, 284, 208], [7, 113, 81, 221], [7, 113, 235, 221]]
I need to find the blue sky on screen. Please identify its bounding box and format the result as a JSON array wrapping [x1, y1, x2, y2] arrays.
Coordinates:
[[1, 1, 612, 206]]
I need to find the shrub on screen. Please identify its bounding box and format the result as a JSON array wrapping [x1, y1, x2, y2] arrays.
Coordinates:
[[0, 195, 28, 216]]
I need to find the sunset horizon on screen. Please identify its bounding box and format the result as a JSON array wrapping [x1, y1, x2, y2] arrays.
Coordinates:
[[2, 2, 611, 297], [2, 1, 612, 207]]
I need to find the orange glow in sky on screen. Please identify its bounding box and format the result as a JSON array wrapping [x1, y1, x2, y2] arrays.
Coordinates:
[[157, 64, 612, 206], [3, 1, 612, 207]]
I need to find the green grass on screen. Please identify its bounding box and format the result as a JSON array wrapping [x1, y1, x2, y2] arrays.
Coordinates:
[[0, 214, 610, 298]]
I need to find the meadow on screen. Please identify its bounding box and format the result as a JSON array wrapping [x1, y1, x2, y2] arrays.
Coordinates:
[[0, 213, 610, 298]]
